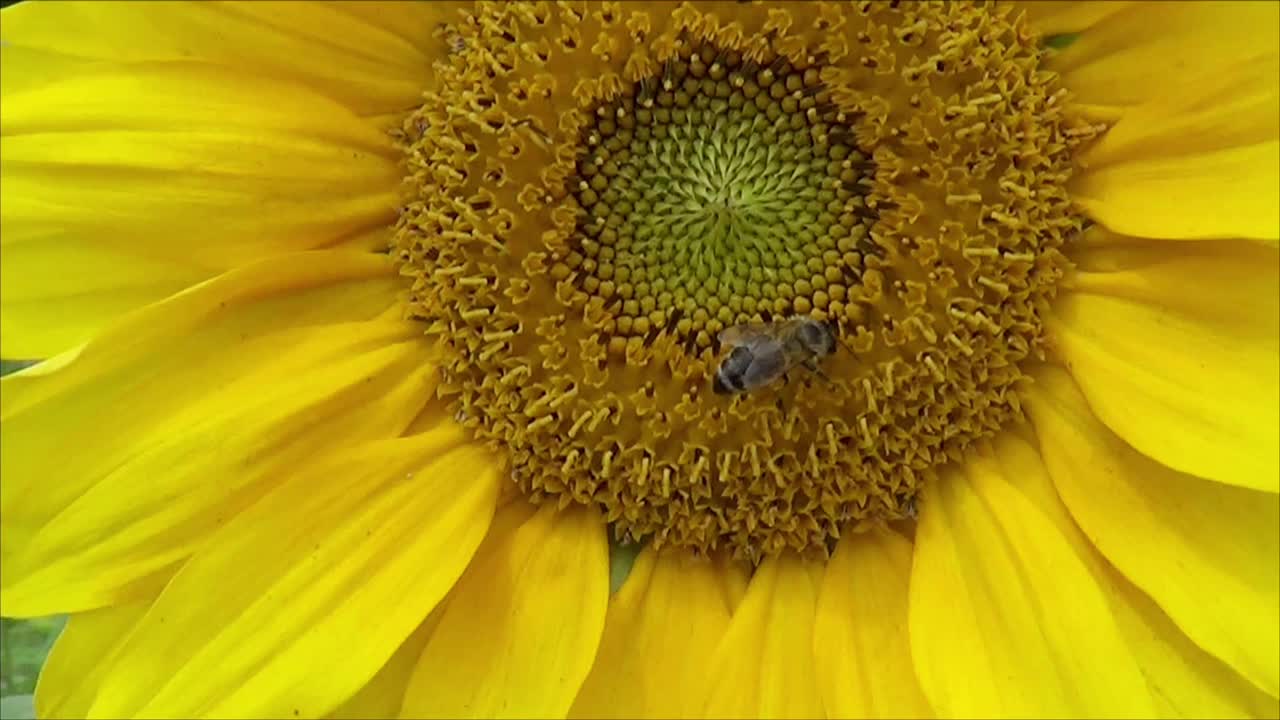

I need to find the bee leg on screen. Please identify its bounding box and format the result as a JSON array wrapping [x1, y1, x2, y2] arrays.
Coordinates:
[[802, 359, 836, 387]]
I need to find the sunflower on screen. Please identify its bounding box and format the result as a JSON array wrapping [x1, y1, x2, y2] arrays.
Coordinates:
[[1, 0, 1277, 718]]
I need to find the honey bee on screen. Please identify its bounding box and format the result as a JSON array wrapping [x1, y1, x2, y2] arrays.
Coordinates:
[[713, 316, 839, 394], [440, 24, 466, 55], [899, 491, 919, 521]]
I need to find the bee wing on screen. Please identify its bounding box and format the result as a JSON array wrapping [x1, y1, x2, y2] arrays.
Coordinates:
[[717, 322, 775, 347]]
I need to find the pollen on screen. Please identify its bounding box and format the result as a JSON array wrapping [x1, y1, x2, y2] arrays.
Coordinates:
[[393, 1, 1102, 560]]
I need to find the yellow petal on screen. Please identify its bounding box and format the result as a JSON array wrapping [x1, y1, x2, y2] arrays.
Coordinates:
[[1026, 367, 1280, 699], [722, 557, 751, 611], [82, 429, 499, 719], [0, 44, 102, 96], [1079, 59, 1278, 168], [990, 430, 1278, 719], [35, 597, 154, 720], [1107, 567, 1280, 719], [1048, 235, 1279, 492], [909, 451, 1154, 717], [0, 63, 402, 357], [328, 607, 448, 720], [701, 554, 825, 719], [1048, 1, 1280, 109], [0, 239, 212, 360], [0, 0, 458, 116], [570, 548, 736, 719], [0, 251, 433, 617], [1014, 1, 1135, 36], [1069, 54, 1280, 243], [1073, 142, 1279, 243], [402, 502, 609, 719], [814, 528, 931, 719]]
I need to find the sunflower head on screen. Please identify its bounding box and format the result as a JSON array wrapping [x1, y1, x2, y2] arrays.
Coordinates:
[[392, 0, 1102, 560]]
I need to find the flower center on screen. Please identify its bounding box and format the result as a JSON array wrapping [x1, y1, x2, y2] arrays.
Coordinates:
[[393, 1, 1102, 560], [564, 50, 879, 351]]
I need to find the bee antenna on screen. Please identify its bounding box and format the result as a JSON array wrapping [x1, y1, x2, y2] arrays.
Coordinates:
[[828, 321, 859, 356]]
